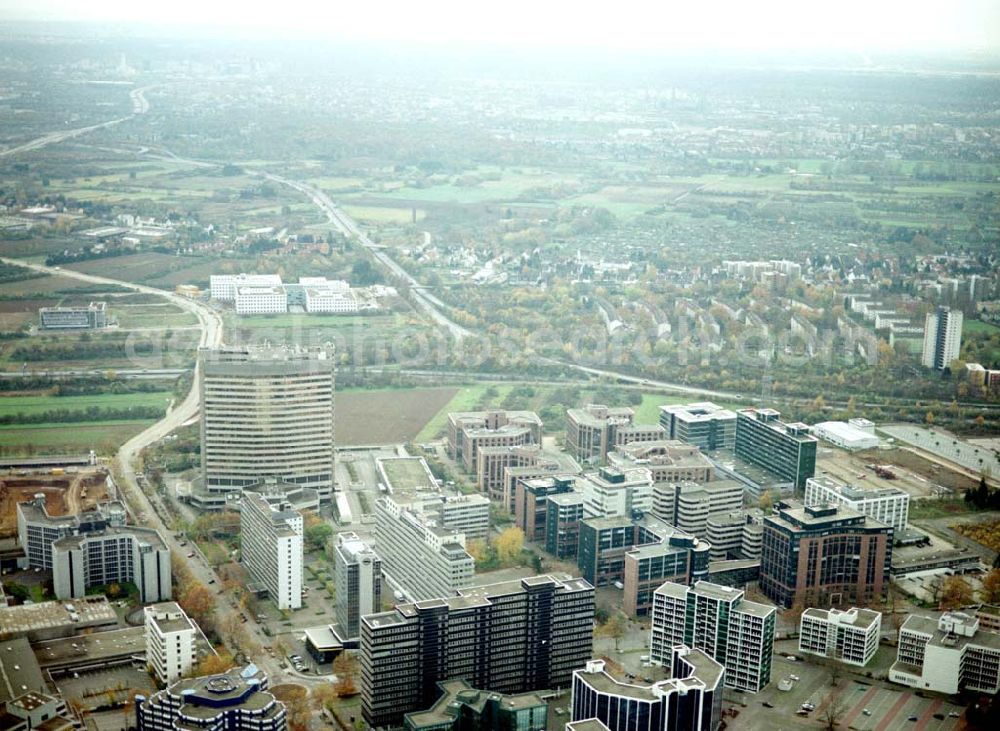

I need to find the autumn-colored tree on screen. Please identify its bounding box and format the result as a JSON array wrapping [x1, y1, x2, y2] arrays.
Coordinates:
[[759, 490, 774, 514], [981, 569, 1000, 605], [312, 682, 338, 712], [466, 538, 490, 564], [194, 651, 235, 676], [496, 527, 525, 565], [333, 651, 359, 696], [179, 581, 215, 631], [940, 575, 974, 611], [926, 411, 935, 426]]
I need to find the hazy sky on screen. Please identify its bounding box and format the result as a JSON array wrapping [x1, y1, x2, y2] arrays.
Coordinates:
[[2, 0, 999, 52]]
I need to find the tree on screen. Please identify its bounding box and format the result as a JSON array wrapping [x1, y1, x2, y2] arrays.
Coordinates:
[[496, 527, 525, 565], [820, 696, 847, 731], [926, 411, 935, 426], [599, 611, 628, 652], [981, 569, 1000, 605], [194, 651, 235, 676], [940, 575, 974, 611], [333, 651, 359, 697], [179, 581, 215, 631], [303, 513, 333, 552], [759, 490, 774, 514]]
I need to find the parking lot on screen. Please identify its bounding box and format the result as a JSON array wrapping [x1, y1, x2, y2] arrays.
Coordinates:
[[53, 662, 156, 712], [732, 654, 964, 731]]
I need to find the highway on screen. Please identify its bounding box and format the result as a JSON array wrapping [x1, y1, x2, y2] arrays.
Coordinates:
[[260, 172, 473, 341]]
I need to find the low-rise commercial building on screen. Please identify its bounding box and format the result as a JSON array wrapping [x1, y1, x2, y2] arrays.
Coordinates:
[[38, 301, 107, 330], [799, 607, 881, 667], [891, 612, 1000, 694], [804, 476, 910, 532], [650, 581, 776, 693], [447, 410, 543, 476], [566, 405, 664, 464], [240, 492, 303, 611], [136, 665, 287, 731], [811, 421, 880, 451], [403, 680, 549, 731], [144, 602, 197, 684], [607, 440, 714, 483], [570, 651, 724, 731], [360, 575, 594, 729]]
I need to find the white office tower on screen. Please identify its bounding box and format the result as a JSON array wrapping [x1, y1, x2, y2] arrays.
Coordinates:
[[334, 532, 382, 640], [651, 581, 776, 693], [144, 602, 197, 684], [799, 607, 881, 667], [241, 492, 304, 610], [891, 612, 1000, 694], [921, 306, 963, 370], [199, 346, 335, 504]]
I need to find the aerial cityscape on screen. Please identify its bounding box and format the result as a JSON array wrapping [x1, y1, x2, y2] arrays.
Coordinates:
[[0, 2, 997, 730]]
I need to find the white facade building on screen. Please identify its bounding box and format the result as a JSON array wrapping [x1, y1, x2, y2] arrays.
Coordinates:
[[922, 307, 963, 370], [210, 274, 283, 301], [651, 581, 776, 693], [241, 492, 304, 610], [804, 476, 910, 532], [811, 421, 880, 451], [334, 532, 381, 640], [891, 612, 1000, 695], [144, 602, 197, 684], [234, 286, 288, 315], [651, 480, 745, 537], [578, 467, 653, 519], [799, 607, 881, 667]]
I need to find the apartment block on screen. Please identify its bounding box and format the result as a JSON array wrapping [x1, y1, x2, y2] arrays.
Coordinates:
[[199, 346, 335, 505], [578, 514, 710, 615], [136, 665, 286, 731], [650, 581, 776, 693], [144, 602, 197, 684], [658, 403, 737, 451], [373, 496, 475, 601], [52, 525, 171, 604], [922, 306, 963, 370], [734, 408, 817, 490], [760, 501, 893, 609], [804, 476, 910, 532], [566, 405, 664, 464], [891, 612, 1000, 694], [360, 575, 594, 728], [240, 492, 304, 611], [334, 532, 382, 641], [799, 607, 881, 667], [446, 410, 543, 475], [570, 650, 724, 731]]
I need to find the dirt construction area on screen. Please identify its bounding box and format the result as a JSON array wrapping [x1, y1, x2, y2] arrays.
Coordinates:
[[816, 446, 978, 501], [0, 468, 110, 537]]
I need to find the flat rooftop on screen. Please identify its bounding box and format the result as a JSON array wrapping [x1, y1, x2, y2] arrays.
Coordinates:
[[34, 627, 145, 669], [0, 597, 117, 638], [405, 679, 548, 729], [0, 637, 45, 704], [803, 607, 881, 629]]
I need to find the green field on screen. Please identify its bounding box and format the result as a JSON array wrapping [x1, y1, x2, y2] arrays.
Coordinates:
[[965, 319, 1000, 336], [0, 391, 172, 418], [377, 456, 435, 490], [340, 205, 425, 224], [0, 420, 155, 454], [112, 304, 198, 328], [414, 383, 515, 442]]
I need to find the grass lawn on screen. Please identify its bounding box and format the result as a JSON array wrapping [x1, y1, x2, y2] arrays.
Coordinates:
[[0, 391, 172, 418], [965, 320, 1000, 336], [414, 383, 514, 442], [0, 420, 155, 454], [378, 456, 435, 490], [340, 205, 425, 224]]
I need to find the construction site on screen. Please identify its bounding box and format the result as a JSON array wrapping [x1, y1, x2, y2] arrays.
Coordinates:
[[0, 468, 111, 538]]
